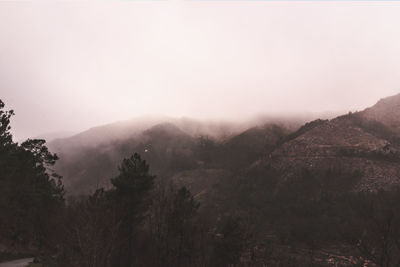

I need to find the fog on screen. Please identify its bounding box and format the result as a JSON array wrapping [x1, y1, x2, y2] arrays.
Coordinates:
[[1, 1, 400, 140]]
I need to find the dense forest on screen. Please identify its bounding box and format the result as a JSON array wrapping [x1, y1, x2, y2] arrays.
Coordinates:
[[2, 97, 400, 267]]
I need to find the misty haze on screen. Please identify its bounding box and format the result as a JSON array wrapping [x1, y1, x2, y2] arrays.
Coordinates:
[[2, 1, 400, 267]]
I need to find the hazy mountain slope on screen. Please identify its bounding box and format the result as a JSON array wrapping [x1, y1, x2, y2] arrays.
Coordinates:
[[360, 93, 400, 133], [49, 93, 400, 195], [216, 124, 290, 170], [274, 116, 390, 158], [258, 95, 400, 190], [50, 116, 170, 150], [33, 131, 76, 142], [49, 114, 310, 153], [51, 123, 201, 194], [50, 119, 292, 195], [48, 117, 244, 194]]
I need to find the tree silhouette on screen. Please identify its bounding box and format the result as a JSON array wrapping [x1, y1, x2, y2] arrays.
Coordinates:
[[111, 153, 155, 221], [0, 99, 64, 252], [110, 153, 155, 266]]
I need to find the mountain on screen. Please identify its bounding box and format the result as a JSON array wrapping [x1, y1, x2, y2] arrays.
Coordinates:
[[215, 124, 291, 170], [49, 118, 293, 195], [258, 93, 400, 191], [49, 94, 400, 196], [360, 93, 400, 133], [43, 93, 400, 265], [50, 122, 198, 194], [48, 116, 250, 194], [50, 116, 172, 149]]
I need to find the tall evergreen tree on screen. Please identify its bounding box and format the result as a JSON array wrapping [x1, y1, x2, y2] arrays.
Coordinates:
[[0, 99, 64, 251], [110, 153, 155, 266]]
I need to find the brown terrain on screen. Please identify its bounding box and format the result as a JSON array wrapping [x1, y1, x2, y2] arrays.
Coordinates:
[[260, 93, 400, 191], [361, 93, 400, 134]]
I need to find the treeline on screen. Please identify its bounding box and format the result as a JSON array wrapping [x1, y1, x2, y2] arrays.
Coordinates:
[[55, 153, 250, 267], [217, 165, 400, 266], [0, 100, 64, 258]]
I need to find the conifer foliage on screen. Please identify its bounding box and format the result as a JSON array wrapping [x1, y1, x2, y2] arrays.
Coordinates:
[[0, 99, 64, 251]]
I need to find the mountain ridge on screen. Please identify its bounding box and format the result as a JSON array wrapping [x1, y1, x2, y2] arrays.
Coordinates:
[[259, 93, 400, 191], [49, 93, 400, 194]]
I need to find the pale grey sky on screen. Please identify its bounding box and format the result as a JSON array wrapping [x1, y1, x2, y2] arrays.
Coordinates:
[[1, 1, 400, 140]]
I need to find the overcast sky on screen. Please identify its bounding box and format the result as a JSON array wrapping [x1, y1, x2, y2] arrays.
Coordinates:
[[1, 1, 400, 140]]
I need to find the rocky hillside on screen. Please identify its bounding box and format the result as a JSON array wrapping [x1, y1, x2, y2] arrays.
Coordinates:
[[261, 93, 400, 191], [361, 93, 400, 133]]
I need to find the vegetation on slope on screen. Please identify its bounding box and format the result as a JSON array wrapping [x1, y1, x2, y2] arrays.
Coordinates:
[[3, 96, 400, 266]]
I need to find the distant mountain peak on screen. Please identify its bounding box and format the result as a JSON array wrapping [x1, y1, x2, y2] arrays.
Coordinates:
[[360, 92, 400, 133]]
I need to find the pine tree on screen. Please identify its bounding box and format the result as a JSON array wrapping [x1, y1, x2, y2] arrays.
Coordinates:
[[0, 99, 64, 250]]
